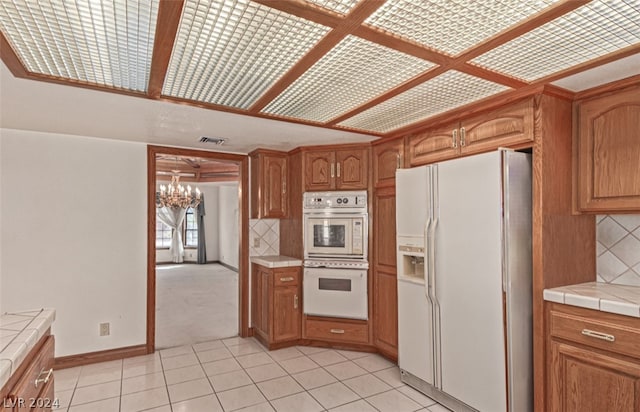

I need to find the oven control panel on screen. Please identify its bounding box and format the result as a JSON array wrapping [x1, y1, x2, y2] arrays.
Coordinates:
[[304, 259, 369, 269], [303, 191, 367, 210]]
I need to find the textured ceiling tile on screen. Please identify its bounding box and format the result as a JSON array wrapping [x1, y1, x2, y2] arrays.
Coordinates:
[[162, 0, 330, 109], [262, 35, 434, 123]]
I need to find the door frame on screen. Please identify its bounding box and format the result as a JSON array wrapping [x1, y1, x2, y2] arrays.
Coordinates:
[[147, 145, 250, 353]]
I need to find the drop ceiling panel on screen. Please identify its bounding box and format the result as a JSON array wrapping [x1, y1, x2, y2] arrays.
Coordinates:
[[472, 0, 640, 81], [162, 0, 330, 109], [338, 70, 510, 133], [0, 0, 158, 91], [305, 0, 360, 15], [262, 35, 434, 123], [364, 0, 557, 56]]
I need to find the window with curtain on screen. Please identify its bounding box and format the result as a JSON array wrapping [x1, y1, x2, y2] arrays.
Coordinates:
[[156, 220, 172, 248], [184, 207, 198, 247]]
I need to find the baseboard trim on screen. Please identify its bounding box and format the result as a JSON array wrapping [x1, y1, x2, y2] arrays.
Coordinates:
[[219, 261, 239, 272], [54, 344, 149, 370]]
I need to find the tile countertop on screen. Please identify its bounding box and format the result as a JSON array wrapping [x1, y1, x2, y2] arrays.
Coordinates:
[[250, 255, 303, 268], [544, 282, 640, 318], [0, 309, 56, 391]]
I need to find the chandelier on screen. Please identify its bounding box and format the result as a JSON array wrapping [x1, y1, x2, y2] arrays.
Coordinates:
[[157, 173, 201, 209]]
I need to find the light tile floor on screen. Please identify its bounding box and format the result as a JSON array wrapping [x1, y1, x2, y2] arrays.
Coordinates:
[[53, 337, 451, 412]]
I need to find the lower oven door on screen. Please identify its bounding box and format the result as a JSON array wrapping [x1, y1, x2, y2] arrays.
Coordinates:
[[303, 268, 368, 320]]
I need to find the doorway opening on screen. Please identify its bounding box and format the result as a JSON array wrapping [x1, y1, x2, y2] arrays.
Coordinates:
[[147, 145, 249, 353]]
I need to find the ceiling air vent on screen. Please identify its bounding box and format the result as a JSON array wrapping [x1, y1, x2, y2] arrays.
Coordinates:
[[199, 136, 226, 145]]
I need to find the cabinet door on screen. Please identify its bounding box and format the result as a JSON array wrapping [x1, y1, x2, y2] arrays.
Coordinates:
[[263, 155, 288, 218], [460, 98, 534, 155], [550, 340, 640, 412], [336, 148, 368, 189], [408, 122, 460, 166], [304, 150, 335, 191], [273, 286, 301, 342], [373, 138, 404, 188], [576, 86, 640, 211], [372, 187, 398, 359]]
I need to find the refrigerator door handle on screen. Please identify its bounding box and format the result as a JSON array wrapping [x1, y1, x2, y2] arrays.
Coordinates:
[[424, 216, 432, 301]]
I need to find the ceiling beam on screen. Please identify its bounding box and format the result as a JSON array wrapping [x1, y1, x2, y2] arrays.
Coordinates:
[[147, 0, 185, 98], [453, 0, 590, 64], [251, 0, 342, 29], [0, 32, 28, 78], [248, 0, 386, 113]]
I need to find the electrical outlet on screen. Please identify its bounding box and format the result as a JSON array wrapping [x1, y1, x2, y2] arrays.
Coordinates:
[[253, 237, 260, 248], [100, 323, 110, 336]]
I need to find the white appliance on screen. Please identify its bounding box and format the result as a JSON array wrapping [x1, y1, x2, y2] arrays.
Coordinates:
[[303, 263, 368, 320], [303, 191, 369, 320], [396, 149, 532, 412], [303, 191, 367, 260]]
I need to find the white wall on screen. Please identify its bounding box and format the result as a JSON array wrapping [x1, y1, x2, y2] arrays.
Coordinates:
[[0, 129, 147, 356], [0, 133, 3, 314], [218, 184, 239, 269]]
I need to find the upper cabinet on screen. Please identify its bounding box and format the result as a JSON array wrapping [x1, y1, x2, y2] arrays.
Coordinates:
[[408, 98, 535, 166], [575, 84, 640, 212], [373, 138, 404, 188], [250, 149, 288, 219], [303, 146, 368, 191]]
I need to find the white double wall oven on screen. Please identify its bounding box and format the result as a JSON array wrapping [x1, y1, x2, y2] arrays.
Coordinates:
[[302, 191, 369, 321]]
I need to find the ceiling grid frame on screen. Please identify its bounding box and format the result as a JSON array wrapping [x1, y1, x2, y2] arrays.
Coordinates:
[[0, 0, 638, 137]]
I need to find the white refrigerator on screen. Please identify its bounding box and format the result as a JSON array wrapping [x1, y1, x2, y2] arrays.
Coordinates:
[[396, 149, 532, 412]]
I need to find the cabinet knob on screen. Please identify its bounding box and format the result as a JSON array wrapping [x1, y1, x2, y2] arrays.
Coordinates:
[[35, 368, 53, 388], [294, 294, 298, 309], [460, 127, 466, 147], [280, 276, 294, 282], [337, 162, 341, 177], [331, 163, 335, 178], [452, 129, 458, 148], [330, 328, 345, 334]]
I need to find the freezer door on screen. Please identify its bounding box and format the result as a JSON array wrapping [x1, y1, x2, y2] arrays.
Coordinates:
[[434, 150, 507, 412], [396, 165, 430, 245], [398, 277, 434, 386]]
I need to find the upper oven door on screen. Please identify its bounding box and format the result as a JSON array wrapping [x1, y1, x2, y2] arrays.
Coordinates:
[[304, 217, 353, 257], [304, 215, 366, 259]]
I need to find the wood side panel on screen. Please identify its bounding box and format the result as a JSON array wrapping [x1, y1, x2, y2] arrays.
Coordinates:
[[148, 0, 185, 98], [373, 188, 397, 268], [250, 153, 261, 219], [372, 269, 398, 361], [532, 95, 596, 411], [239, 155, 250, 337], [280, 151, 304, 259], [372, 138, 404, 188], [146, 147, 157, 353], [54, 344, 147, 370]]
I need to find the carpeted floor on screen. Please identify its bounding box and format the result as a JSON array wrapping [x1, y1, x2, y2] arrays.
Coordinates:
[[155, 263, 239, 349]]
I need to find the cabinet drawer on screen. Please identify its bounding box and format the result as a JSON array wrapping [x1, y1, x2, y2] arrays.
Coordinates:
[[305, 319, 368, 344], [550, 310, 640, 359], [273, 268, 300, 287], [7, 336, 55, 407]]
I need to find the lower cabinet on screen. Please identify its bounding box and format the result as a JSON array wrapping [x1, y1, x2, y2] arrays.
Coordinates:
[[303, 317, 369, 345], [2, 334, 55, 412], [251, 264, 301, 348], [547, 302, 640, 412]]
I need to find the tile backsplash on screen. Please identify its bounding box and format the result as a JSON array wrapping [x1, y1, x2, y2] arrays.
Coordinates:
[[596, 215, 640, 286], [249, 219, 280, 256]]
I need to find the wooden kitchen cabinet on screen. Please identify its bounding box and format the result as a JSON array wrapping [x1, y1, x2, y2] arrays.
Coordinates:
[[2, 334, 55, 412], [303, 146, 368, 191], [575, 84, 640, 212], [251, 264, 301, 348], [408, 97, 534, 166], [372, 186, 398, 360], [250, 149, 288, 219], [547, 302, 640, 412], [372, 137, 404, 188]]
